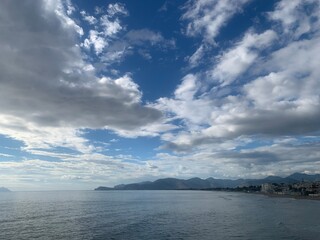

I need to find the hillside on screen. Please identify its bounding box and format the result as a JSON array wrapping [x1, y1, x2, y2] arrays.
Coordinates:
[[95, 173, 320, 190]]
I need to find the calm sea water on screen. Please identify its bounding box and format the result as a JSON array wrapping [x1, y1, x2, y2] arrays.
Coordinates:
[[0, 190, 319, 240]]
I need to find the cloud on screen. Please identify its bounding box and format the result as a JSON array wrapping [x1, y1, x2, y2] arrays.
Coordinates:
[[94, 29, 175, 66], [100, 14, 123, 36], [182, 0, 251, 42], [0, 155, 152, 190], [80, 5, 175, 66], [188, 44, 207, 68], [269, 0, 320, 38], [125, 29, 174, 46], [151, 138, 320, 180], [155, 76, 213, 129], [1, 0, 320, 188], [106, 3, 128, 17], [174, 74, 199, 100], [0, 0, 166, 154], [0, 153, 13, 158], [80, 10, 98, 25], [83, 30, 108, 54], [210, 30, 277, 86], [130, 28, 174, 50], [156, 0, 320, 157], [223, 140, 320, 175], [81, 3, 128, 55]]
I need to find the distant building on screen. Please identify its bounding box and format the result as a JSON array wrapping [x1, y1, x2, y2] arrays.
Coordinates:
[[261, 181, 320, 196], [261, 183, 274, 193]]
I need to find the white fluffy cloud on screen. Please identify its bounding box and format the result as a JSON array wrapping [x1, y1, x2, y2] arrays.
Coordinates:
[[106, 3, 128, 17], [83, 30, 108, 54], [269, 0, 320, 38], [155, 74, 213, 131], [182, 0, 251, 42], [81, 3, 128, 55], [157, 0, 320, 159], [0, 0, 166, 155], [80, 6, 175, 67], [210, 30, 277, 86], [80, 10, 98, 25]]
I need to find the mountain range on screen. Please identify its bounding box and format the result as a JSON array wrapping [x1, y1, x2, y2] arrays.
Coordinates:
[[95, 173, 320, 191]]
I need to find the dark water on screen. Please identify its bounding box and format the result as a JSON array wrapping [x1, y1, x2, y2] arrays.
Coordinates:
[[0, 190, 319, 240]]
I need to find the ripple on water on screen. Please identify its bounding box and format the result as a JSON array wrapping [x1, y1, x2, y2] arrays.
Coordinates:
[[0, 191, 319, 240]]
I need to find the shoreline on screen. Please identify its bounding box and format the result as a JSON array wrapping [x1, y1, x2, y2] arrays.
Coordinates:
[[252, 192, 320, 201], [94, 188, 320, 201]]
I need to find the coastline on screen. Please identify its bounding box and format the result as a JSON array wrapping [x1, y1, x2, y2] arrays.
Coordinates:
[[253, 192, 320, 201], [203, 189, 320, 201]]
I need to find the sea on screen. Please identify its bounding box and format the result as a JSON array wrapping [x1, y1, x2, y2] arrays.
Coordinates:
[[0, 190, 319, 240]]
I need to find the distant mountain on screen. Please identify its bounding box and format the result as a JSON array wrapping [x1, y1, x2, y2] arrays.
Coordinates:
[[94, 186, 113, 191], [95, 173, 320, 190], [286, 172, 320, 182], [0, 187, 10, 192]]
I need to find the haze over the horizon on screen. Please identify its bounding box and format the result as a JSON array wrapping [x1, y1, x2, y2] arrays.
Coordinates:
[[0, 0, 320, 190]]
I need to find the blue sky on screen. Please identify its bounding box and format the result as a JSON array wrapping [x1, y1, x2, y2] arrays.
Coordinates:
[[0, 0, 320, 190]]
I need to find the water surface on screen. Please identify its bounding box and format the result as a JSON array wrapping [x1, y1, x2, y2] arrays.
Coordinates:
[[0, 190, 319, 239]]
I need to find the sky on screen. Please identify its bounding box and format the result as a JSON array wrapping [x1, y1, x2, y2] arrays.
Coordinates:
[[0, 0, 320, 190]]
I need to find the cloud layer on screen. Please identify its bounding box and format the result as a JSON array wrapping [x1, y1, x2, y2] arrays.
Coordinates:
[[0, 0, 165, 148], [0, 0, 320, 189]]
